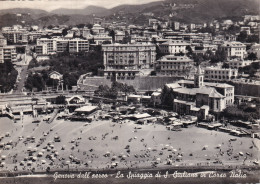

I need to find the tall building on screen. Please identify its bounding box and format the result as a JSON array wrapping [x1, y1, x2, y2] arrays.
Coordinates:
[[35, 44, 48, 55], [2, 30, 28, 44], [36, 38, 89, 54], [37, 38, 57, 54], [1, 46, 17, 63], [102, 43, 156, 77], [156, 55, 193, 76], [68, 38, 89, 53]]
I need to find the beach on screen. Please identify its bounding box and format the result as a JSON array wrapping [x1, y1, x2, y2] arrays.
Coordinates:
[[0, 111, 259, 173]]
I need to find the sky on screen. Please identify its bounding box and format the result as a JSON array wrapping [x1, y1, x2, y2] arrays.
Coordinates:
[[0, 0, 160, 11]]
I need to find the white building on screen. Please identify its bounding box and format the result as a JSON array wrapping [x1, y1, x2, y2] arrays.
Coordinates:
[[159, 40, 190, 54], [221, 41, 246, 59], [156, 55, 193, 76], [204, 66, 238, 81], [228, 59, 257, 69], [35, 44, 48, 55]]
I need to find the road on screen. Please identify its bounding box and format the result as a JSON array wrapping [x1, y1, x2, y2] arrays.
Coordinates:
[[13, 54, 32, 94]]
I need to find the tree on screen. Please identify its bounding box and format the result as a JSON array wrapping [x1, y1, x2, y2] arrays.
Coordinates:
[[237, 31, 247, 42], [247, 53, 257, 61], [55, 95, 66, 104], [62, 28, 68, 36], [160, 86, 174, 107], [222, 63, 229, 69], [108, 30, 115, 43]]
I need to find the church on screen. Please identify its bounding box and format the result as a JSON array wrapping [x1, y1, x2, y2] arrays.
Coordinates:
[[159, 66, 235, 120]]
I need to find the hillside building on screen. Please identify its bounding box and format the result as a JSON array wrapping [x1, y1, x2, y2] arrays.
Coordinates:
[[156, 55, 193, 76]]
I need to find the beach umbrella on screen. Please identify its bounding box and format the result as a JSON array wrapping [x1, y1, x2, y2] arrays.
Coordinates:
[[37, 152, 43, 157], [172, 149, 177, 152], [5, 145, 11, 149], [111, 162, 117, 166], [54, 152, 59, 156], [178, 155, 182, 158], [66, 161, 70, 164], [41, 160, 46, 164], [1, 155, 6, 160], [156, 158, 161, 161], [27, 147, 32, 151], [147, 147, 151, 150], [27, 161, 32, 166]]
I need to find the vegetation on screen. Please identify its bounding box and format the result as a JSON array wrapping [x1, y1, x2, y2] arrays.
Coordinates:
[[25, 46, 104, 91], [222, 104, 260, 121], [94, 82, 136, 99], [237, 31, 259, 43], [55, 95, 66, 104], [0, 61, 18, 93], [238, 62, 260, 77]]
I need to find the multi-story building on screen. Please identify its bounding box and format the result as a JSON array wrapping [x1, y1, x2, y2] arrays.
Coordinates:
[[159, 66, 235, 119], [102, 43, 156, 77], [221, 41, 246, 59], [2, 30, 28, 44], [156, 55, 193, 76], [56, 39, 69, 53], [159, 40, 190, 54], [68, 39, 89, 53], [36, 38, 89, 54], [35, 44, 48, 55], [37, 38, 57, 54], [1, 46, 17, 63], [228, 59, 257, 69], [204, 66, 238, 81], [92, 24, 105, 34]]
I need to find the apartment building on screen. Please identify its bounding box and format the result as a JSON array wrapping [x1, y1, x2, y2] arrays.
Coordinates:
[[204, 67, 238, 81], [228, 59, 257, 69], [68, 39, 89, 53], [37, 38, 57, 54], [156, 55, 193, 76], [36, 38, 89, 54], [0, 46, 17, 63], [2, 30, 28, 44], [221, 41, 246, 59], [102, 43, 156, 77], [159, 40, 190, 54], [35, 44, 48, 55]]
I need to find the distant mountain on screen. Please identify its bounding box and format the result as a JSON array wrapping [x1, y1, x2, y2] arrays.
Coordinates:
[[0, 0, 258, 28], [166, 0, 260, 23], [110, 1, 163, 14], [0, 8, 48, 15], [51, 6, 111, 16]]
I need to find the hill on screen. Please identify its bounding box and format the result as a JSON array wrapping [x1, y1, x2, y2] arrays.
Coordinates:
[[0, 0, 258, 27], [51, 6, 111, 16]]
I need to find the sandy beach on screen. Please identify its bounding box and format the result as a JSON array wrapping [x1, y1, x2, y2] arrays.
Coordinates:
[[0, 111, 259, 173]]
